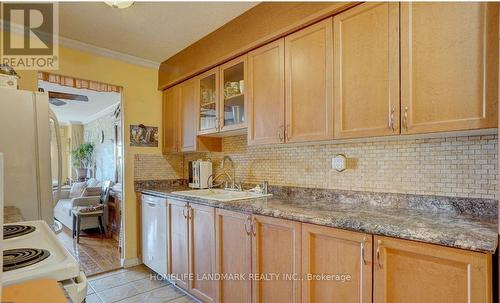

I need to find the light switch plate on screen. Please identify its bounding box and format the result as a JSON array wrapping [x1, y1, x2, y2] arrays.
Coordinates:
[[332, 154, 347, 172]]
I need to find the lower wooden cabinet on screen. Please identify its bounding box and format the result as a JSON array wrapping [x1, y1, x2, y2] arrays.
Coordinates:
[[302, 223, 372, 303], [374, 236, 492, 303], [189, 203, 216, 302], [165, 202, 493, 303], [214, 209, 252, 303], [167, 199, 216, 302], [167, 199, 189, 289], [252, 215, 301, 303]]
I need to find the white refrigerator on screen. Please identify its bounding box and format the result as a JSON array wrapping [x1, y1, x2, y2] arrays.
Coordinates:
[[0, 88, 62, 225]]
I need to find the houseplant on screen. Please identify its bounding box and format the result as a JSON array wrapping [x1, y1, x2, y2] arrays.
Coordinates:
[[72, 142, 94, 180]]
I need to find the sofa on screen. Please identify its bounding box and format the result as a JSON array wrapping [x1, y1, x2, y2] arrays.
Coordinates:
[[54, 179, 110, 231]]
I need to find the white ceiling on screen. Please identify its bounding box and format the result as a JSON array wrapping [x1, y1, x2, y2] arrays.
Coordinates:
[[39, 81, 121, 125], [58, 2, 259, 65]]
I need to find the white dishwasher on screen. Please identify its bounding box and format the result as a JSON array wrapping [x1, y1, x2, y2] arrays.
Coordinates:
[[141, 194, 168, 276]]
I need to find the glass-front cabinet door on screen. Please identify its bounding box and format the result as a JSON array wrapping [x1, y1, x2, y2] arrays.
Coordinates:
[[197, 67, 219, 134], [219, 56, 246, 131]]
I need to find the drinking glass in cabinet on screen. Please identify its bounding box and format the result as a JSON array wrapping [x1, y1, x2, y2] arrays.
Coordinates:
[[199, 74, 217, 131], [222, 62, 244, 127]]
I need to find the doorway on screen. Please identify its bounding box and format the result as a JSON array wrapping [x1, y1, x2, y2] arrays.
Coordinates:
[[38, 72, 124, 276]]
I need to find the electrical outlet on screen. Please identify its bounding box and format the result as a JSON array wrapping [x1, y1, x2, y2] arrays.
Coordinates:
[[332, 154, 347, 172]]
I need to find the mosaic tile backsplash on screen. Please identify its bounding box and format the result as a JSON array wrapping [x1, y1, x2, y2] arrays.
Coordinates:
[[136, 134, 498, 199], [134, 153, 183, 180]]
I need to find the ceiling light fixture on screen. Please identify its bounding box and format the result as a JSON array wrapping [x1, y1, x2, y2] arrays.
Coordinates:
[[105, 1, 134, 9]]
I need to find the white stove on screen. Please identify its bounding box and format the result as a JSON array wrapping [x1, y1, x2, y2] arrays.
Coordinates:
[[2, 220, 87, 302]]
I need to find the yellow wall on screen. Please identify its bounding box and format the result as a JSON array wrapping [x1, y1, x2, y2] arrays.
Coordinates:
[[16, 45, 161, 261]]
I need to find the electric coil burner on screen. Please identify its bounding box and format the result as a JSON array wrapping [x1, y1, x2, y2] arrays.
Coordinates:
[[2, 221, 87, 303], [3, 225, 36, 239], [3, 248, 50, 272]]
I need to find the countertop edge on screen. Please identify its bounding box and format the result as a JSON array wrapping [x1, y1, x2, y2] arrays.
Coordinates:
[[139, 189, 499, 254]]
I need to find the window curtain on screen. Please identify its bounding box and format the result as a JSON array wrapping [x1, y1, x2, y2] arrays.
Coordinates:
[[38, 72, 122, 93], [69, 124, 84, 180]]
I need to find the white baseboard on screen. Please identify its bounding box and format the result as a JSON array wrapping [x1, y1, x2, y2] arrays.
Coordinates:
[[120, 257, 141, 268]]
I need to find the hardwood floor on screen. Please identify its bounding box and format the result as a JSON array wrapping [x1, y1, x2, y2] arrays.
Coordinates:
[[57, 226, 121, 277], [86, 265, 198, 303]]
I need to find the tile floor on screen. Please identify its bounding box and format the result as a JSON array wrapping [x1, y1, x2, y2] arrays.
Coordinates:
[[57, 226, 121, 276], [86, 265, 198, 303]]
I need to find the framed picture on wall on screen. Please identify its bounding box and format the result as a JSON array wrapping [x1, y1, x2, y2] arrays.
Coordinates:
[[129, 124, 158, 147]]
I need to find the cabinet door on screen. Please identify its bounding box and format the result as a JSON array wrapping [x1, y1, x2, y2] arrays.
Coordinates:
[[215, 209, 252, 303], [167, 199, 189, 290], [197, 67, 220, 135], [302, 224, 372, 303], [334, 3, 400, 139], [285, 18, 334, 143], [252, 215, 301, 303], [162, 86, 179, 153], [247, 39, 285, 145], [374, 236, 492, 303], [179, 78, 197, 152], [401, 2, 498, 134], [220, 55, 247, 132], [188, 203, 216, 303]]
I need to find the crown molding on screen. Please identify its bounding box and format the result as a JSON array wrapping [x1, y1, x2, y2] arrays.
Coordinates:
[[58, 36, 160, 70], [2, 21, 160, 69]]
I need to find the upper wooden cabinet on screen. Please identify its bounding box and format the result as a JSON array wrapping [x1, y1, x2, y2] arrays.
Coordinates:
[[162, 80, 221, 154], [400, 2, 499, 134], [285, 17, 334, 143], [334, 3, 400, 139], [247, 39, 285, 145], [251, 215, 301, 303], [164, 2, 499, 150], [197, 67, 220, 135], [374, 236, 492, 303], [179, 78, 197, 151], [302, 223, 372, 303], [196, 56, 247, 136], [220, 56, 247, 132], [162, 86, 179, 153]]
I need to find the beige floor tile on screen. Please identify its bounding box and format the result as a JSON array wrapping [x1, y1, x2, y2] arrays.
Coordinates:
[[86, 293, 104, 303], [87, 283, 95, 295], [90, 269, 150, 292], [114, 285, 185, 303], [169, 295, 198, 303], [89, 265, 149, 282], [97, 277, 167, 302]]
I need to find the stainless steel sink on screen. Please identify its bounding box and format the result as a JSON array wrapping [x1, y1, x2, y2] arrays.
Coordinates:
[[172, 189, 272, 202]]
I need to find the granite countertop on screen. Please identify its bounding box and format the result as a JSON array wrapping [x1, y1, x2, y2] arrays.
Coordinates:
[[140, 187, 498, 253]]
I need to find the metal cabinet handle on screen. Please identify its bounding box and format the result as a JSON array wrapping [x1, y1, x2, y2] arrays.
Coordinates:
[[388, 105, 395, 131], [244, 216, 251, 235], [278, 125, 284, 142], [376, 239, 382, 269], [361, 237, 367, 265], [402, 106, 408, 132], [285, 124, 291, 141], [251, 217, 257, 236], [216, 117, 220, 131], [147, 202, 156, 208], [182, 204, 188, 219]]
